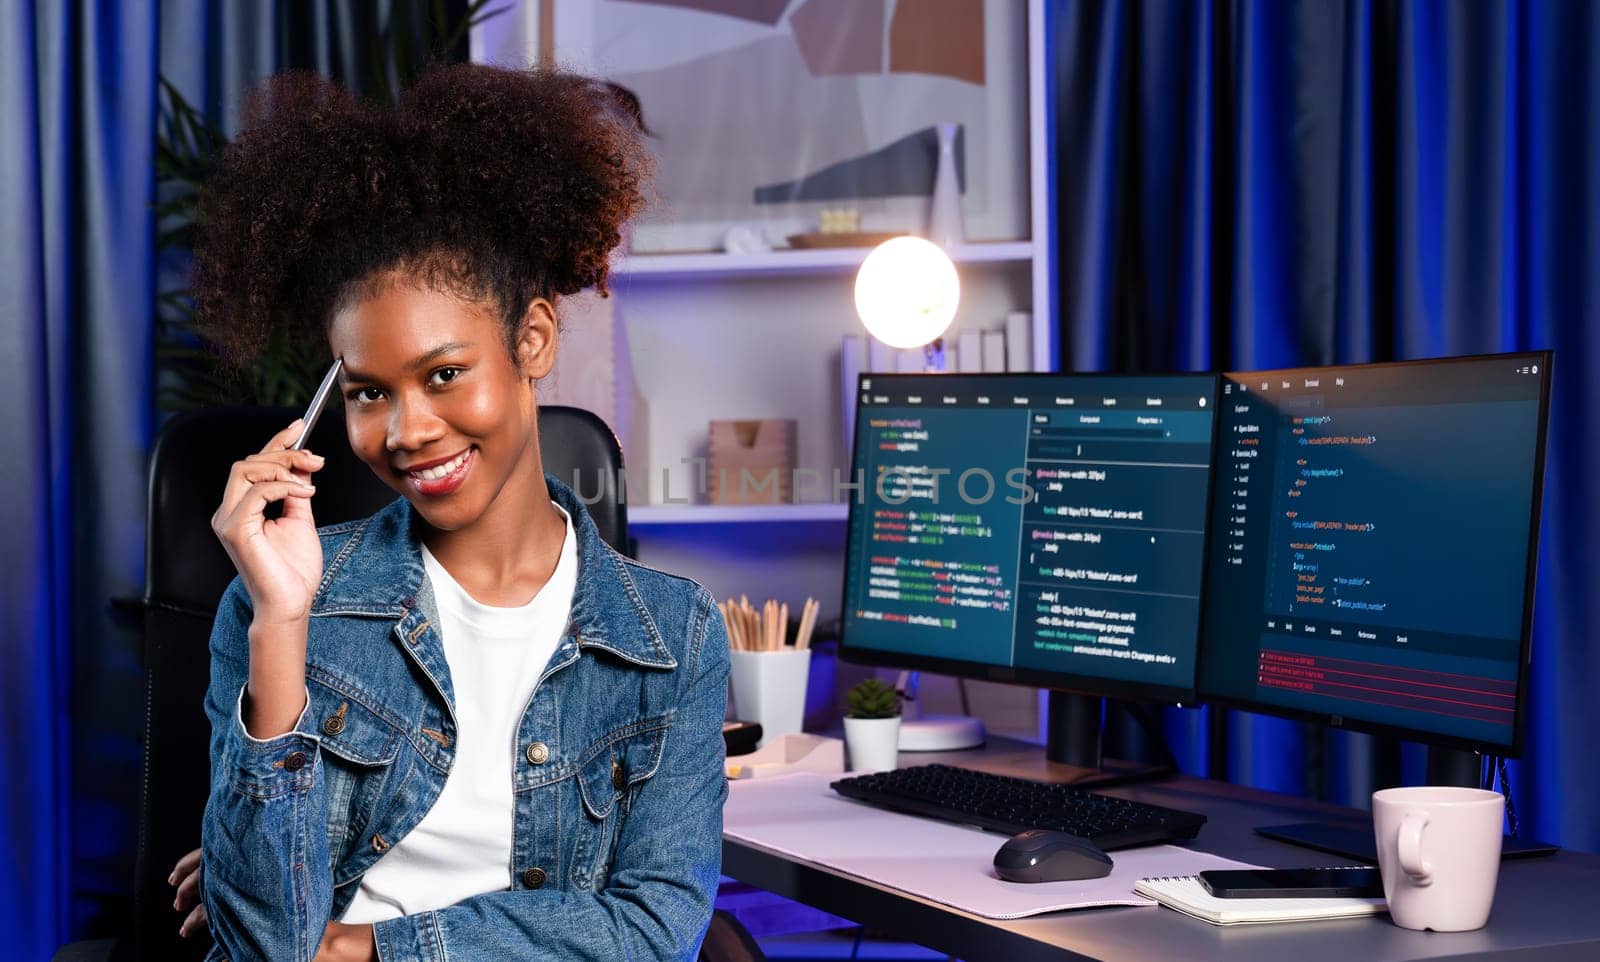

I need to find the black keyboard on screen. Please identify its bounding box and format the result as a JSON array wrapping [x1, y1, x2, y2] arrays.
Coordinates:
[[831, 764, 1205, 851]]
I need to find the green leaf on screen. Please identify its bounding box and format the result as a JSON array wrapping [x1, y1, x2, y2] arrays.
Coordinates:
[[152, 1, 486, 415], [846, 678, 902, 719]]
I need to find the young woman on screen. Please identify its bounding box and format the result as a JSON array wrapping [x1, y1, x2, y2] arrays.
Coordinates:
[[170, 65, 729, 962]]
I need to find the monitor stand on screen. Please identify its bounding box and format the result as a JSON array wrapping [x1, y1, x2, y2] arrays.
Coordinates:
[[1042, 691, 1173, 788], [895, 671, 986, 752], [1257, 745, 1559, 861]]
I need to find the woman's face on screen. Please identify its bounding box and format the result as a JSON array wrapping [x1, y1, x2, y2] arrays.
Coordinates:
[[328, 281, 556, 532]]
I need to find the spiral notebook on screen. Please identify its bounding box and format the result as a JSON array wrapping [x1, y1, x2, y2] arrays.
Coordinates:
[[1133, 875, 1387, 926]]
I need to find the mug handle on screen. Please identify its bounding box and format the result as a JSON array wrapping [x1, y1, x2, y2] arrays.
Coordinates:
[[1397, 811, 1432, 886]]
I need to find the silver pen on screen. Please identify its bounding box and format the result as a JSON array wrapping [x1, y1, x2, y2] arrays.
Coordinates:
[[292, 357, 344, 450]]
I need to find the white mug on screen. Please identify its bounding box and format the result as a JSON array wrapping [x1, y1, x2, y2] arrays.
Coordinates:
[[1372, 786, 1505, 931]]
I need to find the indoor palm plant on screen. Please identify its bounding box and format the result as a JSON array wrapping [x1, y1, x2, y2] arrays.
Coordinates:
[[153, 0, 502, 412]]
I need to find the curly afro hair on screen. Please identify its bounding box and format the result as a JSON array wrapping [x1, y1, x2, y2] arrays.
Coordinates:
[[190, 63, 651, 363]]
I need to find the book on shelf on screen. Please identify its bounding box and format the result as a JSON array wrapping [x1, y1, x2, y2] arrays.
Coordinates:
[[957, 329, 982, 373], [1005, 310, 1033, 372], [840, 334, 867, 457], [981, 331, 1006, 372]]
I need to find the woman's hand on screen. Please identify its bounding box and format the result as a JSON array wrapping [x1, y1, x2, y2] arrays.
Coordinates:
[[314, 921, 376, 962], [170, 850, 375, 960], [169, 847, 207, 938], [211, 419, 325, 627]]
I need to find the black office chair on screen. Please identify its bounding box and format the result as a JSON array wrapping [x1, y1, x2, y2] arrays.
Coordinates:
[[56, 404, 632, 962]]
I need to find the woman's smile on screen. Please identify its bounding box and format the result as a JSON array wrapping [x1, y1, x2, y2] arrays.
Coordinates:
[[400, 446, 476, 497]]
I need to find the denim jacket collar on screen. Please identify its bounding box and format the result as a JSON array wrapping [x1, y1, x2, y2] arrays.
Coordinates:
[[309, 473, 676, 671]]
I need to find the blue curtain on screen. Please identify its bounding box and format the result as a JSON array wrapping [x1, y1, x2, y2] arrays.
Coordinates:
[[1, 2, 467, 954], [1051, 0, 1600, 852], [1, 2, 158, 958]]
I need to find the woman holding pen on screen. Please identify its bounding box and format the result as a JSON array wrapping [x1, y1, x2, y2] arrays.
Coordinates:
[[167, 65, 728, 962]]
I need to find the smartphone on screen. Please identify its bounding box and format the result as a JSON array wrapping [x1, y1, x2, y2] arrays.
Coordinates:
[[1198, 867, 1383, 899]]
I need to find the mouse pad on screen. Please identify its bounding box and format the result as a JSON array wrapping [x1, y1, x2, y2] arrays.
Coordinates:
[[724, 772, 1258, 919]]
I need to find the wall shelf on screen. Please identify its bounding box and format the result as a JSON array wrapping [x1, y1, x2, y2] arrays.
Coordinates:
[[613, 241, 1034, 282], [628, 503, 850, 526]]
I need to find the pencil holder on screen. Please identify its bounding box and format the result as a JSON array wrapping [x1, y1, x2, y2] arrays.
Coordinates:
[[729, 648, 811, 748]]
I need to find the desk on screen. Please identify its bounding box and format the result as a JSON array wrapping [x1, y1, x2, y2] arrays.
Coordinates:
[[720, 738, 1600, 961]]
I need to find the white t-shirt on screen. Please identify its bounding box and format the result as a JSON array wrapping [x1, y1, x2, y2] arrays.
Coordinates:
[[341, 505, 577, 923]]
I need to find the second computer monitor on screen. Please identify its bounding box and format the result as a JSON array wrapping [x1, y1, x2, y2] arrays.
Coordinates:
[[1197, 353, 1551, 755], [838, 373, 1219, 701]]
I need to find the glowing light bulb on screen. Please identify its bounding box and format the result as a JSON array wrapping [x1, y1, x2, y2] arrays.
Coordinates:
[[853, 236, 960, 349]]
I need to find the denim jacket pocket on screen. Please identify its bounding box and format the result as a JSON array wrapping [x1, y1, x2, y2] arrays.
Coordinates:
[[306, 671, 404, 867], [572, 717, 670, 889], [306, 672, 404, 766]]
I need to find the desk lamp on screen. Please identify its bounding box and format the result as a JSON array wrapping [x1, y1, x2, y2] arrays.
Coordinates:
[[853, 237, 985, 751], [854, 236, 959, 370]]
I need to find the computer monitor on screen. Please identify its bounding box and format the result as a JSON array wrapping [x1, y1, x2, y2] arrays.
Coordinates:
[[1197, 352, 1552, 758], [838, 372, 1220, 749]]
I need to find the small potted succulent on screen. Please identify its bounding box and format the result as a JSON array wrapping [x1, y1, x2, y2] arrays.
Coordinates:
[[843, 677, 902, 772]]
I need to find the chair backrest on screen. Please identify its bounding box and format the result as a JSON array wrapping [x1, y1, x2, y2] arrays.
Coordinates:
[[131, 405, 627, 960]]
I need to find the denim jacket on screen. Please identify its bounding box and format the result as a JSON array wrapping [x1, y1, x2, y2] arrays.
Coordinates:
[[201, 476, 730, 962]]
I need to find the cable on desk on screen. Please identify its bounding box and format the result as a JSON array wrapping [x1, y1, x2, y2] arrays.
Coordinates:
[[1494, 755, 1520, 837]]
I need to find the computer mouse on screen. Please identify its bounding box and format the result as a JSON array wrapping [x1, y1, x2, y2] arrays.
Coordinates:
[[993, 829, 1114, 883]]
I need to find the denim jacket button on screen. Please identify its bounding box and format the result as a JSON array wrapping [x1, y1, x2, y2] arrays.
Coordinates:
[[525, 742, 550, 766], [321, 714, 345, 736], [283, 751, 307, 772], [611, 759, 626, 790], [522, 866, 547, 889]]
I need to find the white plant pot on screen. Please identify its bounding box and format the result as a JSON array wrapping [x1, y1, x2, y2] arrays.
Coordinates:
[[843, 715, 902, 772]]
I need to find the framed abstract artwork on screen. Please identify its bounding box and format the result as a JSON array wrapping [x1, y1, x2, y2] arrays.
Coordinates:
[[480, 0, 1032, 254]]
